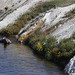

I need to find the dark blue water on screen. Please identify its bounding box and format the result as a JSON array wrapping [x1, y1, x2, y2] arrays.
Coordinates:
[[0, 36, 67, 75]]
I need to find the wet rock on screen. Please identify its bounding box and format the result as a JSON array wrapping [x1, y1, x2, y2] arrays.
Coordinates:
[[0, 37, 11, 44]]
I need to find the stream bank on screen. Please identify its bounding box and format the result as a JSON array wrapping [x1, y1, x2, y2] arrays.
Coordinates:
[[0, 35, 67, 75]]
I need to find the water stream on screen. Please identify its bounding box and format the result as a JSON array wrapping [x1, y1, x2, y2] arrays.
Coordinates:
[[0, 36, 67, 75]]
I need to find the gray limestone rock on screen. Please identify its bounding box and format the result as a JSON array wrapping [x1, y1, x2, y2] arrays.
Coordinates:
[[65, 56, 75, 75]]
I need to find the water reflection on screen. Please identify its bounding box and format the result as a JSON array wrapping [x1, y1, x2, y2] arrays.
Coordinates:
[[0, 36, 67, 75], [4, 44, 8, 48]]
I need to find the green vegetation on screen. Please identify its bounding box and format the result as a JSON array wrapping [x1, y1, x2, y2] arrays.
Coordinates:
[[1, 0, 75, 35], [24, 28, 56, 56], [71, 32, 75, 39], [51, 0, 75, 7], [1, 15, 30, 35], [24, 29, 75, 66]]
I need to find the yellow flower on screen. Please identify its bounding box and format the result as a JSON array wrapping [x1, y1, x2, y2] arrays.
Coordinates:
[[37, 42, 43, 51]]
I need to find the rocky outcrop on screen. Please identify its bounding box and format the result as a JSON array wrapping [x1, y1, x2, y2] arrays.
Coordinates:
[[0, 0, 29, 21], [0, 37, 11, 44], [18, 4, 75, 42], [51, 17, 75, 41], [0, 0, 29, 10], [42, 4, 75, 32], [0, 0, 52, 30], [64, 56, 75, 75], [18, 16, 44, 42], [39, 4, 75, 41], [0, 1, 75, 42]]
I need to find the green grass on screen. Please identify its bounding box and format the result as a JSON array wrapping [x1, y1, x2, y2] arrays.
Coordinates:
[[53, 0, 75, 7]]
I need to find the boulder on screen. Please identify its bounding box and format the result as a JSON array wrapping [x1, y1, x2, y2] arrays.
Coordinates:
[[64, 56, 75, 75], [0, 37, 11, 44]]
